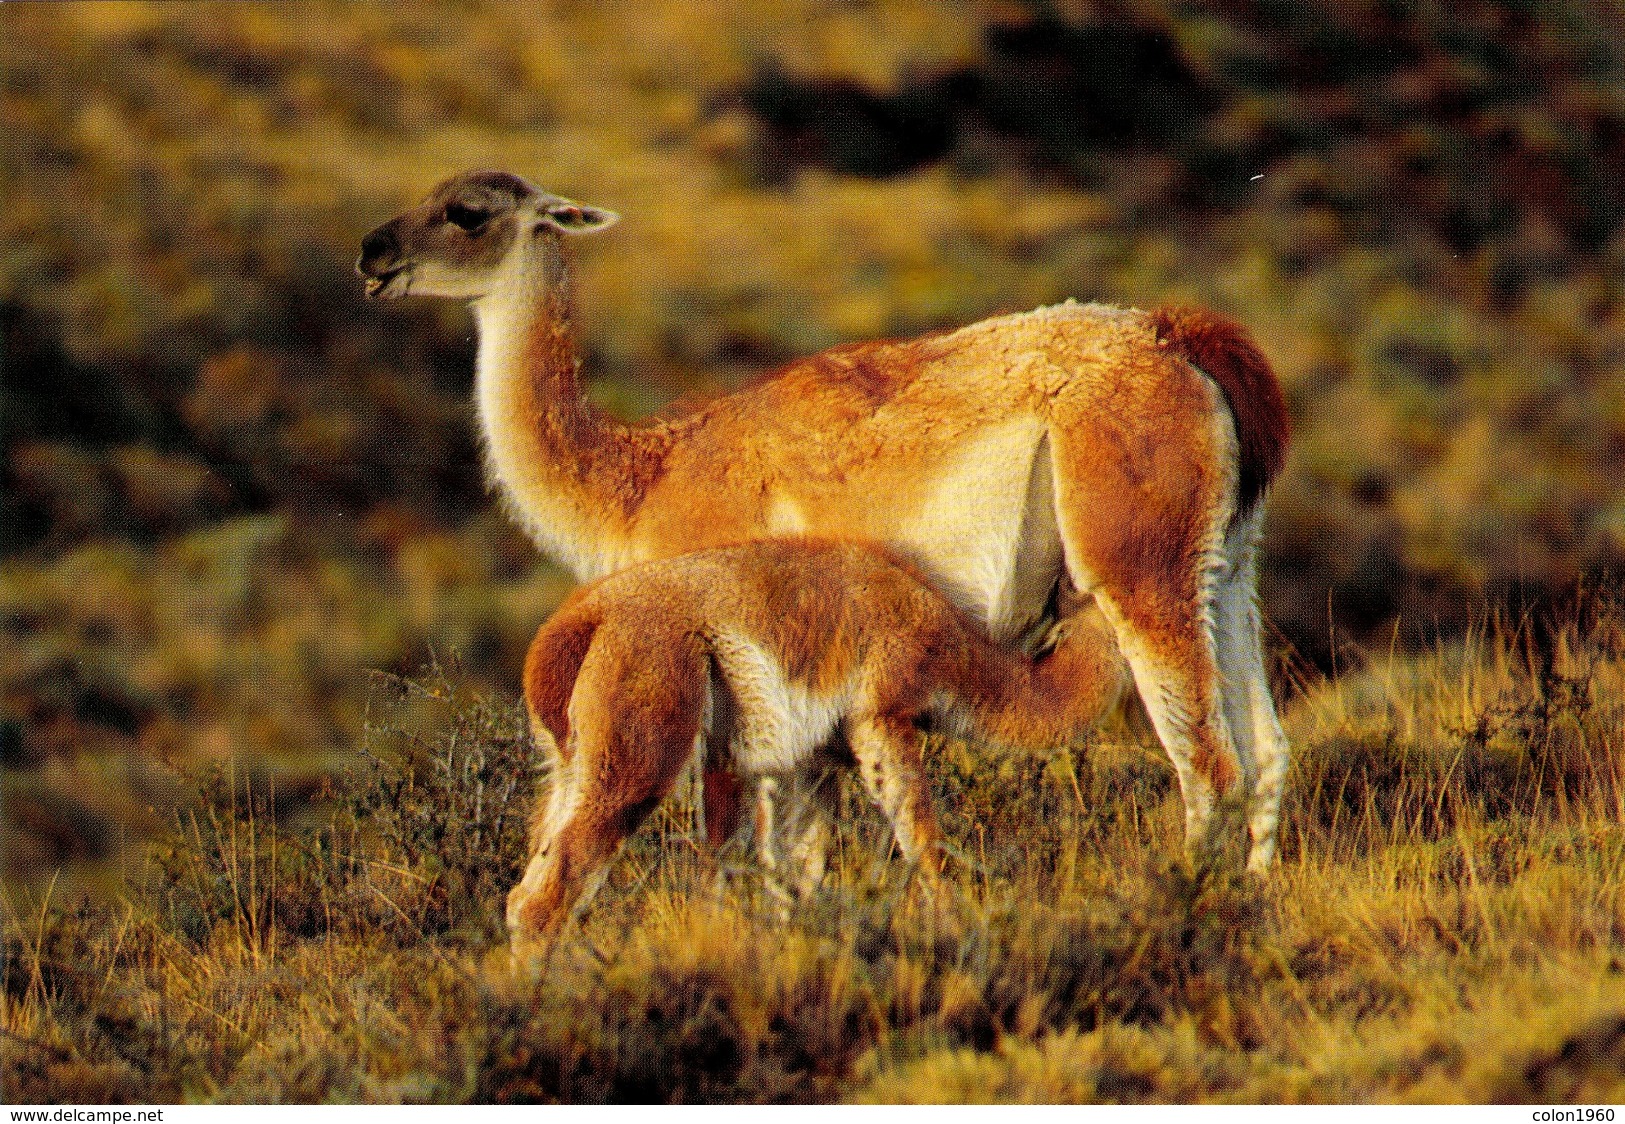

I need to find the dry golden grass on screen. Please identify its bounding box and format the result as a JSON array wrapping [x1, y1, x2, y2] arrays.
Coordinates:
[[4, 600, 1622, 1103], [5, 1, 1625, 1103], [8, 0, 1625, 893]]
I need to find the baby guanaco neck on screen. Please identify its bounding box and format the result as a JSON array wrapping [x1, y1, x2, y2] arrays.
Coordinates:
[[472, 233, 665, 579]]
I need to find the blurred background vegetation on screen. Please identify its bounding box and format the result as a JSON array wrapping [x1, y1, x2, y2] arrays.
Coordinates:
[[4, 0, 1624, 888]]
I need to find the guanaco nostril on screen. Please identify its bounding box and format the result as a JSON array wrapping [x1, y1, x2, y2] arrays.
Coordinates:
[[357, 226, 398, 273]]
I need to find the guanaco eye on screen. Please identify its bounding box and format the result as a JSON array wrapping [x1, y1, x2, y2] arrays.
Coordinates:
[[444, 201, 491, 233]]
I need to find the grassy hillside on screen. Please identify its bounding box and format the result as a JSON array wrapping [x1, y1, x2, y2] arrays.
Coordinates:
[[3, 1, 1625, 1100], [5, 601, 1623, 1102]]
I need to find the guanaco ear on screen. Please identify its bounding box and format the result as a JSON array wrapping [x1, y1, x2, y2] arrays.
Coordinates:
[[540, 201, 619, 234]]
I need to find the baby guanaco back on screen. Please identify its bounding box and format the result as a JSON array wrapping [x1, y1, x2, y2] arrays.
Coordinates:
[[506, 537, 1129, 954]]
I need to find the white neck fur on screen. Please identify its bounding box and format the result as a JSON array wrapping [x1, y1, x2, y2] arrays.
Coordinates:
[[470, 237, 630, 580]]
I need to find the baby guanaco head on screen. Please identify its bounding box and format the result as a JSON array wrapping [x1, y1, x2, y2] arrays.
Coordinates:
[[357, 170, 618, 301]]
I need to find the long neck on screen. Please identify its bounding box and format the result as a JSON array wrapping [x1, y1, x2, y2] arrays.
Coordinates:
[[472, 237, 662, 579]]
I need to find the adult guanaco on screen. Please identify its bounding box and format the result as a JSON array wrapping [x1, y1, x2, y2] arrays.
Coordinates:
[[504, 537, 1128, 950], [357, 170, 1292, 870]]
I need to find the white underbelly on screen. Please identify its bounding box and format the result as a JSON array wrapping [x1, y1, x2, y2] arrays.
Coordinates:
[[707, 630, 852, 774], [894, 416, 1064, 641]]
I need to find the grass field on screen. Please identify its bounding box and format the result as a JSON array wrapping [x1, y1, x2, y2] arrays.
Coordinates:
[[5, 1, 1625, 1103], [7, 0, 1625, 896], [5, 601, 1623, 1103]]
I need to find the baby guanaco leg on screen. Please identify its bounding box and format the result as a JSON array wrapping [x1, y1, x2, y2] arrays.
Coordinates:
[[760, 760, 845, 899], [507, 628, 707, 955], [699, 678, 745, 850], [846, 711, 944, 884], [702, 765, 745, 850]]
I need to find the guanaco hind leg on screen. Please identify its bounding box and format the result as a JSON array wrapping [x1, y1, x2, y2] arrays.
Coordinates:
[[506, 630, 707, 953], [1049, 404, 1247, 865], [1213, 520, 1291, 871], [1095, 584, 1243, 863]]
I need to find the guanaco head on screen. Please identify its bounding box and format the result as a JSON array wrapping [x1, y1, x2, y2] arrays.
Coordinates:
[[357, 170, 618, 301]]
